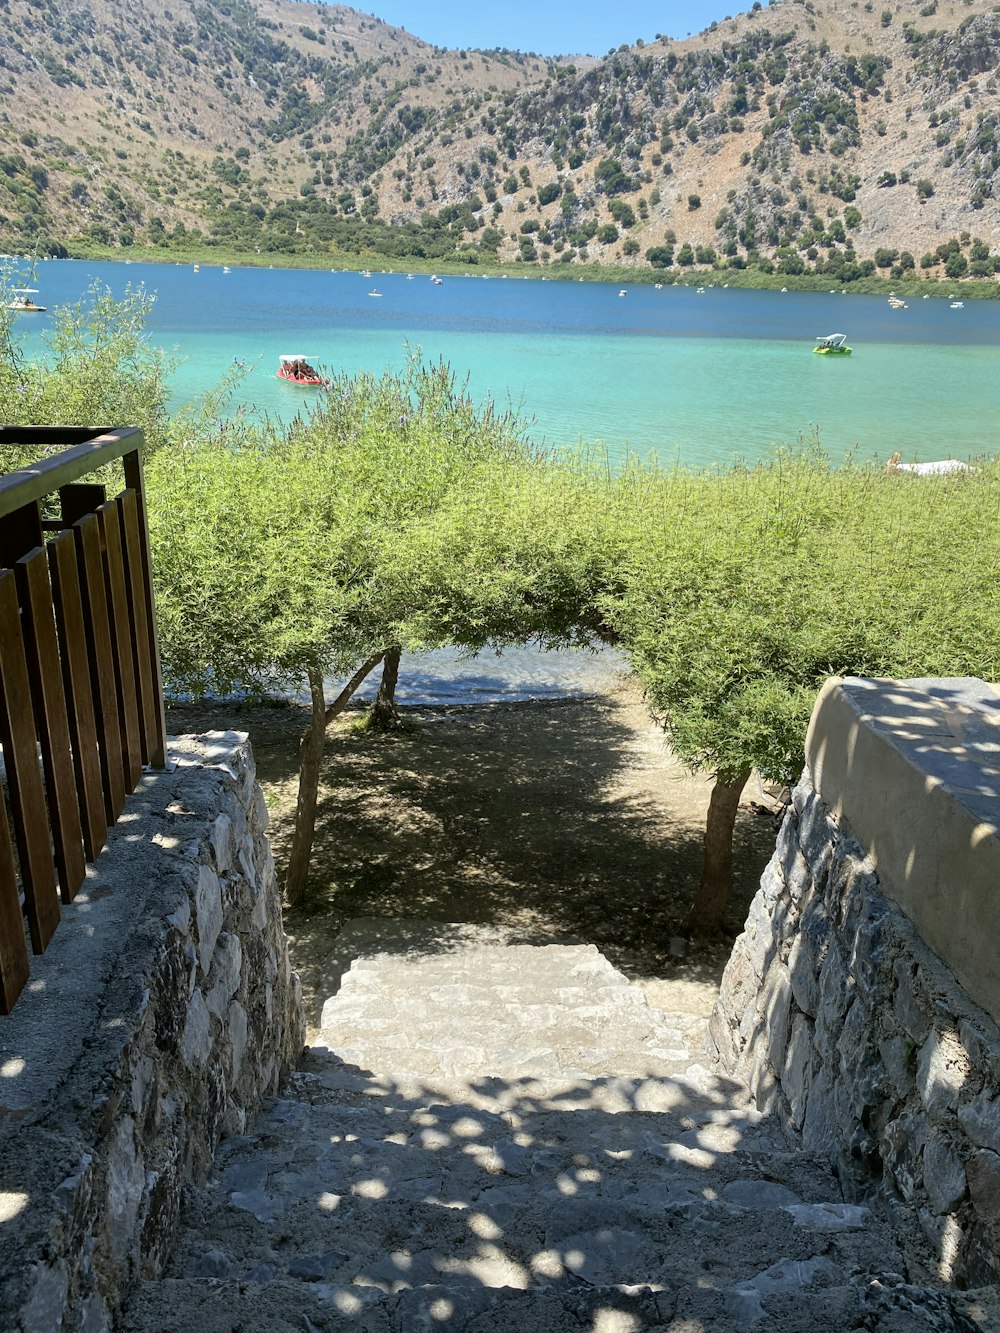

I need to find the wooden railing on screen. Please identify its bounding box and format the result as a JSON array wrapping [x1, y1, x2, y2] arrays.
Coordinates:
[[0, 427, 166, 1014]]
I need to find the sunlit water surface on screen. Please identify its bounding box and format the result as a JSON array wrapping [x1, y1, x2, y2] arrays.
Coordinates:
[[9, 258, 998, 700]]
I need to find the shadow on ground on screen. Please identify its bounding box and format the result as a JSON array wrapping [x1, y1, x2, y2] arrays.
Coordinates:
[[168, 686, 779, 1024], [119, 1045, 975, 1333]]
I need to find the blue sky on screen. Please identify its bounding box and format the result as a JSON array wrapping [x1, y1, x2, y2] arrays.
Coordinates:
[[355, 1, 740, 57]]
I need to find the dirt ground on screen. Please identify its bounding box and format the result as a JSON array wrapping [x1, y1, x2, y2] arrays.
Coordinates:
[[167, 681, 783, 1027]]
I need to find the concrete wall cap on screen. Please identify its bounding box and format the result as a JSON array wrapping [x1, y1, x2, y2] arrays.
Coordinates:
[[805, 676, 1000, 1025]]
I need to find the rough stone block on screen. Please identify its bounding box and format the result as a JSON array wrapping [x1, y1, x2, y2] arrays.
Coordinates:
[[787, 901, 829, 1019], [893, 959, 930, 1044], [917, 1208, 964, 1284], [917, 1029, 970, 1116], [20, 1262, 70, 1333], [718, 942, 756, 1025], [206, 934, 243, 1020], [194, 865, 224, 976], [210, 814, 233, 873], [879, 1035, 915, 1100], [848, 894, 890, 1005], [181, 989, 214, 1071], [968, 1150, 1000, 1220], [758, 855, 785, 910], [959, 1019, 1000, 1093], [923, 1130, 969, 1215], [817, 942, 852, 1050], [708, 1005, 738, 1072], [750, 1055, 781, 1115], [958, 1091, 1000, 1155], [237, 845, 258, 895], [778, 838, 810, 906], [882, 1112, 930, 1202], [105, 1117, 144, 1268], [229, 1000, 249, 1081], [783, 1013, 813, 1130], [252, 784, 269, 831], [744, 891, 777, 981], [764, 965, 792, 1074], [802, 1067, 839, 1158], [772, 895, 800, 945], [838, 1001, 884, 1119], [795, 789, 834, 869]]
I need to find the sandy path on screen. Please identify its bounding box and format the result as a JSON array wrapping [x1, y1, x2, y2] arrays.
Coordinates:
[[167, 682, 781, 1028]]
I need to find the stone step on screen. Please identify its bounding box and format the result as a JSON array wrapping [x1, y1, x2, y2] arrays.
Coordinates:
[[127, 1069, 907, 1321], [123, 1259, 984, 1332], [318, 937, 709, 1089], [314, 1046, 705, 1084], [124, 924, 991, 1332]]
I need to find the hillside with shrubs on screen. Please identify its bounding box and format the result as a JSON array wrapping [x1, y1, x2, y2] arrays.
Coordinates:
[[1, 0, 999, 281]]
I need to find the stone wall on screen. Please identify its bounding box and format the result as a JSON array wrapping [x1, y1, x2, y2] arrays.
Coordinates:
[[710, 677, 1000, 1288], [0, 732, 304, 1333]]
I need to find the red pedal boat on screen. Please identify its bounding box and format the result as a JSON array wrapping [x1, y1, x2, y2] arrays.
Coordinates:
[[276, 354, 326, 386]]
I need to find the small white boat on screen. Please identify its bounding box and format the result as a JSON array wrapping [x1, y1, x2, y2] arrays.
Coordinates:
[[430, 275, 443, 285], [618, 289, 627, 297], [886, 453, 974, 476], [223, 266, 231, 274], [368, 289, 381, 297], [950, 301, 964, 309], [8, 288, 45, 312]]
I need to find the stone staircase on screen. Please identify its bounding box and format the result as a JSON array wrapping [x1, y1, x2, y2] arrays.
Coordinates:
[[122, 922, 992, 1332]]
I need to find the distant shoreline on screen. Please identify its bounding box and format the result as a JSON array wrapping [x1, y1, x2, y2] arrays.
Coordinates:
[[48, 244, 1000, 301]]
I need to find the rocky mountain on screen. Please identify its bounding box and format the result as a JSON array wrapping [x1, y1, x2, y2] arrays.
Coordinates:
[[1, 0, 999, 280]]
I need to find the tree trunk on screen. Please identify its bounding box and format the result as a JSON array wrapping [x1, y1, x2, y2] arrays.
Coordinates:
[[686, 767, 752, 936], [284, 653, 385, 905], [368, 646, 402, 731]]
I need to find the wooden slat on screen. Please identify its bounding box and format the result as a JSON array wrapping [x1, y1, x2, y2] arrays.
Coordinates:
[[0, 572, 60, 954], [0, 500, 44, 571], [74, 515, 126, 823], [48, 533, 107, 861], [117, 490, 157, 766], [122, 447, 167, 768], [98, 500, 142, 791], [59, 483, 107, 529], [0, 791, 29, 1014], [16, 550, 87, 903]]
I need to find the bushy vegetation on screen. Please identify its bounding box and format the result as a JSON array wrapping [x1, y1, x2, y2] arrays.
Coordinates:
[[5, 295, 999, 928], [0, 282, 172, 465]]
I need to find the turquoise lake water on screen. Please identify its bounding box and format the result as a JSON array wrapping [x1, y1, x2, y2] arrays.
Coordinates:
[[8, 257, 1000, 469]]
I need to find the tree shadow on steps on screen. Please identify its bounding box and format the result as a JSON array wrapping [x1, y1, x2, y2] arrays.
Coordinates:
[[120, 1050, 975, 1333]]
